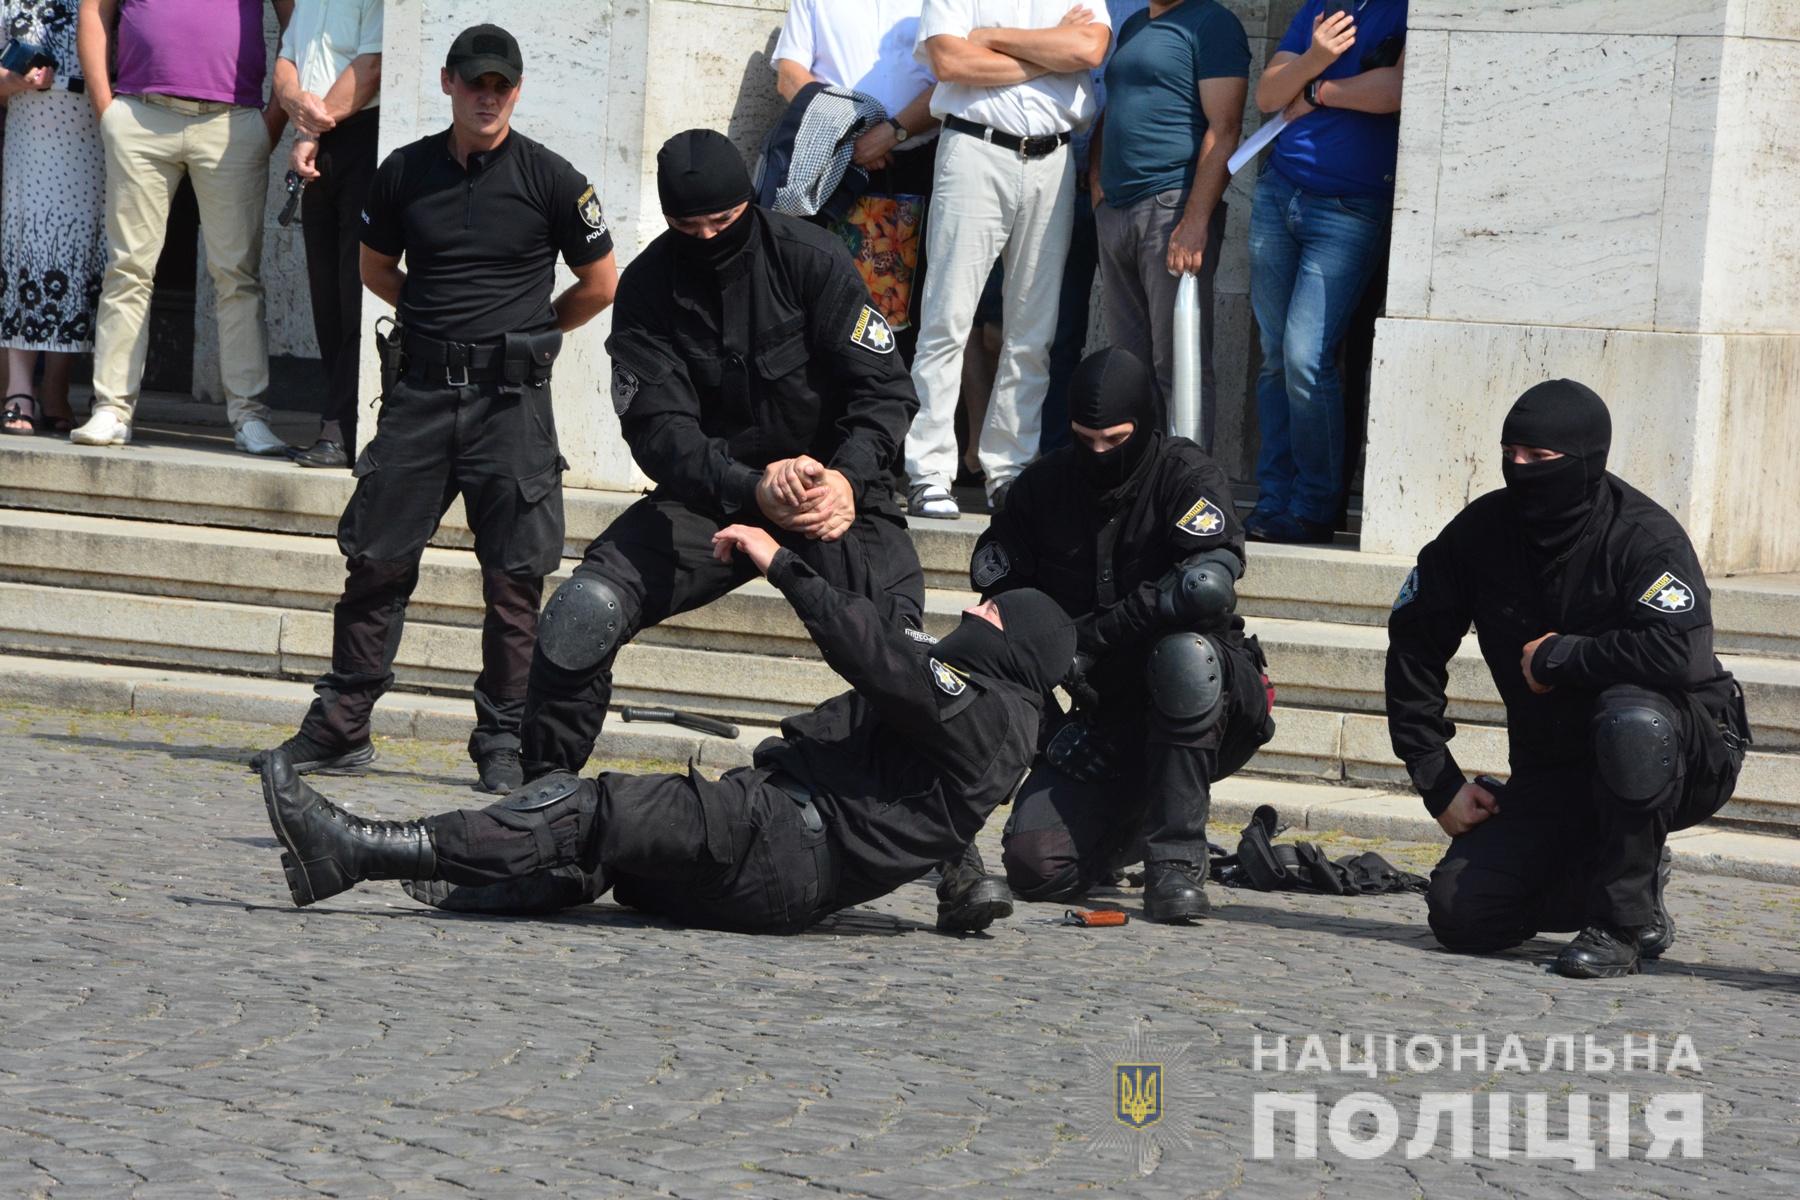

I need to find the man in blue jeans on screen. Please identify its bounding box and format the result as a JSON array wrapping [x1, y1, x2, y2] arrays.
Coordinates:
[[1247, 0, 1406, 544]]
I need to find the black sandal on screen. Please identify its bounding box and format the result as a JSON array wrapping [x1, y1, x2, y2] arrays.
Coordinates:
[[3, 394, 39, 437]]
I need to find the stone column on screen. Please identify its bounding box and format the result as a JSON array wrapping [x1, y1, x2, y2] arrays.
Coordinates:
[[1361, 1, 1800, 574]]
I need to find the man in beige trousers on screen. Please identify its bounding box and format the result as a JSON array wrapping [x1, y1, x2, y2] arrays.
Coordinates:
[[73, 0, 291, 453]]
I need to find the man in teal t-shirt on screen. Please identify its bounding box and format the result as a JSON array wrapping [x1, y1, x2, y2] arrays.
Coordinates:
[[1089, 0, 1248, 452]]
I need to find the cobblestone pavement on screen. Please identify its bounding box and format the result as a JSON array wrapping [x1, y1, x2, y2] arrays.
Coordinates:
[[2, 705, 1797, 1199]]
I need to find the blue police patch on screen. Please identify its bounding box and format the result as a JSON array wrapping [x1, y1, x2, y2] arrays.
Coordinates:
[[1393, 567, 1419, 611]]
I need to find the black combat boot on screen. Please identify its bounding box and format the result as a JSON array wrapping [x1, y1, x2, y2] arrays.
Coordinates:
[[248, 729, 374, 774], [261, 752, 436, 907], [1637, 846, 1676, 960], [476, 748, 526, 795], [936, 842, 1014, 932], [1554, 925, 1642, 979], [1143, 861, 1211, 923]]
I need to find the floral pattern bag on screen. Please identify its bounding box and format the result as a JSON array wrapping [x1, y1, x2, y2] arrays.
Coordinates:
[[828, 193, 924, 332]]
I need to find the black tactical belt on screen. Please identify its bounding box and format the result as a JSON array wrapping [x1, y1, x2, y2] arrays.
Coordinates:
[[945, 115, 1070, 159], [403, 332, 505, 385], [766, 771, 825, 835]]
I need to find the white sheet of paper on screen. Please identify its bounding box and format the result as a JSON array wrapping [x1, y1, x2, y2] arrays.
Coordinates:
[[1228, 114, 1289, 176]]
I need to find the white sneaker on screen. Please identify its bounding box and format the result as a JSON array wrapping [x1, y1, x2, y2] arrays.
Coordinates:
[[234, 416, 290, 457], [907, 483, 961, 520], [69, 408, 132, 446]]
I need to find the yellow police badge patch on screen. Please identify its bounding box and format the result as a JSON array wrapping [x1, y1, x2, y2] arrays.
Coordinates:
[[1174, 497, 1226, 537], [1637, 571, 1695, 614], [851, 306, 896, 355], [577, 185, 607, 233], [929, 657, 967, 696]]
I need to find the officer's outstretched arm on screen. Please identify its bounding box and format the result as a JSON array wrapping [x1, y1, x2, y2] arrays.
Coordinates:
[[1385, 536, 1475, 817], [611, 355, 763, 516], [765, 548, 948, 739], [1531, 538, 1716, 691]]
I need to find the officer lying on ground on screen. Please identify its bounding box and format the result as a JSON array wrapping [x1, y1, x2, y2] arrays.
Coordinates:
[[1387, 380, 1750, 978], [250, 25, 617, 794], [970, 348, 1276, 923], [259, 524, 1076, 934]]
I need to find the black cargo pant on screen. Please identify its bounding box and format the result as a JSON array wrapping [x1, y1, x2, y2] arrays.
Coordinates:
[[1002, 633, 1276, 900], [299, 106, 378, 447], [300, 368, 566, 763], [421, 765, 839, 933], [521, 493, 925, 776], [1427, 683, 1747, 952]]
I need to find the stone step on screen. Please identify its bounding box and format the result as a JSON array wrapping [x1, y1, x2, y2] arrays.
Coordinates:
[[1, 584, 1795, 831], [7, 513, 1795, 750], [3, 651, 1798, 885], [6, 435, 1800, 655]]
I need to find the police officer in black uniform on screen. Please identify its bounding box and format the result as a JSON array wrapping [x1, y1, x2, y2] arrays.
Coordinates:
[[251, 25, 618, 794], [258, 523, 1077, 935], [1387, 380, 1751, 978], [520, 130, 923, 772], [971, 348, 1276, 923]]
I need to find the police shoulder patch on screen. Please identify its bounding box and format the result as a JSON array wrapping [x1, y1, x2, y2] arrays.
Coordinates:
[[904, 626, 939, 646], [850, 305, 895, 355], [1636, 570, 1696, 614], [1175, 497, 1227, 538], [929, 657, 968, 696], [1393, 566, 1419, 612], [971, 543, 1011, 589], [610, 365, 639, 416], [577, 185, 607, 233]]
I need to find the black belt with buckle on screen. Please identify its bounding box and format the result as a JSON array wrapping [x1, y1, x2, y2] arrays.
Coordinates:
[[945, 115, 1071, 159], [767, 771, 825, 834], [403, 332, 504, 386]]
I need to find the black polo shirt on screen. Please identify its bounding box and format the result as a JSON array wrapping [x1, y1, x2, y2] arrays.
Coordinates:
[[360, 128, 613, 341]]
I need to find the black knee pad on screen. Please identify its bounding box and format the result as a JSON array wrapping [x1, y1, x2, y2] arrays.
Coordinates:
[[537, 573, 628, 672], [1145, 633, 1225, 730], [1593, 703, 1679, 809], [484, 771, 600, 869]]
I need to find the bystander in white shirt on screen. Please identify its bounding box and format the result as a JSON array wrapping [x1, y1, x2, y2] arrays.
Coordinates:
[[774, 0, 939, 150], [917, 0, 1110, 137], [278, 0, 384, 111]]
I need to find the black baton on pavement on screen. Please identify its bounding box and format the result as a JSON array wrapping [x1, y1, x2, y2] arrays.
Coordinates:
[[619, 706, 740, 740]]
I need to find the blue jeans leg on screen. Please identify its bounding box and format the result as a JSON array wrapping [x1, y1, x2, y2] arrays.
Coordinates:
[[1249, 170, 1301, 519], [1280, 189, 1390, 525]]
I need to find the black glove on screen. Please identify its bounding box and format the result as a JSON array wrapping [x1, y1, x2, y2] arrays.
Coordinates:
[[1062, 650, 1100, 715]]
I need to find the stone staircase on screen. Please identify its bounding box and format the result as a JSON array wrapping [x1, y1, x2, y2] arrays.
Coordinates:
[[4, 429, 1799, 879]]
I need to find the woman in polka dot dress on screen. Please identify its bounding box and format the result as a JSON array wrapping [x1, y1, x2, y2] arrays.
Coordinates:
[[1, 0, 104, 436]]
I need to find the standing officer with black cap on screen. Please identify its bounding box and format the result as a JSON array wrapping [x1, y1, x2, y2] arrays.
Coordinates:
[[1387, 379, 1751, 978], [257, 523, 1077, 936], [970, 347, 1276, 923], [251, 24, 619, 794]]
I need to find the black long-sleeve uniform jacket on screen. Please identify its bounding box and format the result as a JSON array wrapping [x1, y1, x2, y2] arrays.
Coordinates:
[[1386, 477, 1738, 816], [605, 207, 918, 518], [758, 551, 1046, 910]]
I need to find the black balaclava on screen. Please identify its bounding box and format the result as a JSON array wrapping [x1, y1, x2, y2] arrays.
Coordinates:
[[933, 589, 1076, 697], [1067, 347, 1161, 494], [656, 129, 756, 272], [1499, 379, 1612, 557]]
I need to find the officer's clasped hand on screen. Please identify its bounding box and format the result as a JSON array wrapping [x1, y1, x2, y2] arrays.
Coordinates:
[[756, 456, 855, 543], [1520, 631, 1557, 695], [1437, 779, 1500, 838], [711, 524, 780, 575]]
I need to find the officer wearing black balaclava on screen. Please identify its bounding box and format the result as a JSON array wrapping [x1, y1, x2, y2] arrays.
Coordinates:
[[257, 522, 1076, 938], [1387, 379, 1750, 978], [510, 129, 993, 915], [969, 347, 1278, 923]]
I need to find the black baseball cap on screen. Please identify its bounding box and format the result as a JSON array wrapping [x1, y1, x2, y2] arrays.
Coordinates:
[[446, 24, 523, 85]]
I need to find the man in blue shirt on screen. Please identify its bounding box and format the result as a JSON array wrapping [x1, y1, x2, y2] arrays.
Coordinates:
[[1248, 0, 1406, 543], [1090, 0, 1248, 452]]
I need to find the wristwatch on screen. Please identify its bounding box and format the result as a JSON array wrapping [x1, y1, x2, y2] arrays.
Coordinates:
[[888, 118, 910, 144], [1304, 79, 1327, 109]]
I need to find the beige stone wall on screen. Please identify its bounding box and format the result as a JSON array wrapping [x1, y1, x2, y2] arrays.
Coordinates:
[[1364, 0, 1800, 573]]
